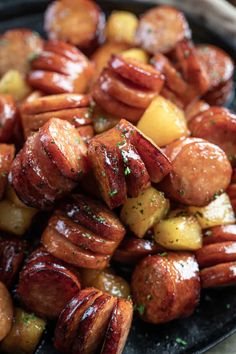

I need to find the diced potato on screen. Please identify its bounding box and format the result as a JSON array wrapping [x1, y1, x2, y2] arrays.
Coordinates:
[[0, 200, 37, 236], [121, 48, 149, 63], [154, 215, 202, 250], [188, 193, 235, 229], [6, 185, 30, 209], [0, 70, 31, 102], [1, 308, 46, 354], [137, 96, 189, 147], [80, 268, 130, 298], [105, 11, 138, 45], [120, 187, 169, 238]]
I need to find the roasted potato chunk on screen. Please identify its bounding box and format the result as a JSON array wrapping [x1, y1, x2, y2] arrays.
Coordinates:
[[106, 11, 138, 45]]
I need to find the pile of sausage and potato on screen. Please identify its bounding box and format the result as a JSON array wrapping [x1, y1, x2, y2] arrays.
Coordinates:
[[0, 0, 235, 353]]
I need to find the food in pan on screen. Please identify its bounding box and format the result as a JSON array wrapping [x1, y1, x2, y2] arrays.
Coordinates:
[[0, 1, 235, 353]]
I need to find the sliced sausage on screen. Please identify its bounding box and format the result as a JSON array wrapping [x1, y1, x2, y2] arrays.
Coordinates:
[[39, 118, 88, 181], [204, 79, 233, 106], [188, 107, 236, 162], [44, 0, 105, 51], [0, 237, 26, 287], [135, 5, 191, 54], [0, 95, 17, 143], [201, 262, 236, 288], [185, 99, 210, 122], [0, 29, 43, 76], [101, 298, 133, 354], [196, 241, 236, 268], [18, 251, 81, 319], [77, 125, 94, 144], [196, 44, 234, 92], [131, 253, 200, 324], [54, 288, 103, 353], [61, 194, 126, 242], [28, 40, 94, 94], [113, 235, 164, 264], [204, 225, 236, 245], [160, 137, 232, 206], [0, 282, 13, 341], [160, 87, 184, 109], [92, 80, 144, 123], [109, 54, 165, 91], [117, 119, 172, 183], [99, 68, 157, 109], [0, 144, 15, 199]]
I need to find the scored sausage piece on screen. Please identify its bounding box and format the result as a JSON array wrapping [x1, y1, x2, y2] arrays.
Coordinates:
[[0, 237, 26, 287], [39, 118, 88, 181], [44, 0, 105, 50], [0, 95, 17, 143], [109, 55, 165, 91], [62, 194, 126, 242], [196, 44, 234, 92], [160, 137, 232, 206], [113, 235, 164, 265], [99, 68, 157, 109], [188, 107, 236, 162], [204, 225, 236, 245], [0, 282, 13, 341], [131, 253, 200, 324], [185, 99, 210, 122], [135, 5, 191, 54], [0, 29, 43, 76], [201, 262, 236, 288], [0, 144, 15, 199], [196, 241, 236, 268], [117, 119, 172, 183], [18, 251, 81, 319]]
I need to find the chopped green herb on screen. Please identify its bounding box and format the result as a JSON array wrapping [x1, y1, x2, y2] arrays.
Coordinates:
[[101, 171, 106, 177], [120, 150, 128, 163], [159, 252, 168, 257], [51, 140, 55, 144], [178, 189, 185, 196], [116, 140, 126, 147], [210, 120, 216, 125], [83, 233, 92, 239], [28, 52, 39, 61], [93, 215, 106, 223], [226, 304, 231, 309], [74, 137, 80, 144], [176, 337, 187, 346], [135, 304, 145, 316], [1, 172, 7, 178], [109, 189, 118, 197], [22, 312, 37, 325], [124, 166, 131, 175], [139, 209, 144, 215], [194, 211, 203, 218], [184, 50, 190, 58]]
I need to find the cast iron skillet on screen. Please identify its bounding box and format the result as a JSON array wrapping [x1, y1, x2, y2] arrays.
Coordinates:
[[0, 1, 236, 353]]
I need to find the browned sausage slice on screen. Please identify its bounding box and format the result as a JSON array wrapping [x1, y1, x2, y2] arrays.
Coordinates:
[[54, 288, 102, 353], [185, 99, 210, 122], [0, 29, 43, 76], [160, 137, 232, 206], [201, 262, 236, 288], [109, 55, 165, 91], [0, 95, 17, 143], [0, 144, 15, 199], [188, 107, 236, 162], [44, 0, 105, 50], [196, 241, 236, 268], [39, 118, 88, 181], [204, 225, 236, 245], [101, 298, 133, 354], [18, 253, 81, 319], [131, 253, 200, 324], [0, 282, 13, 341], [135, 5, 191, 54], [0, 237, 26, 287]]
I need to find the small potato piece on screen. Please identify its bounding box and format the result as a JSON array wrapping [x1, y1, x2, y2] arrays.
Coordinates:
[[106, 11, 138, 45], [121, 48, 149, 63], [137, 96, 189, 147], [120, 187, 169, 238], [0, 71, 31, 102], [188, 193, 235, 229], [154, 215, 202, 250], [1, 308, 46, 354], [0, 282, 13, 341], [0, 200, 37, 236], [80, 268, 130, 298]]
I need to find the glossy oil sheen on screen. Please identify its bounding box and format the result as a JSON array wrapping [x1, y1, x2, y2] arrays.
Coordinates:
[[0, 0, 235, 353]]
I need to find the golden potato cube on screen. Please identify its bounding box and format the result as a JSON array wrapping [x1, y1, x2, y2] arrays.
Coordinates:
[[0, 200, 37, 236], [0, 70, 31, 102], [154, 215, 202, 251], [188, 193, 235, 229], [137, 96, 189, 147], [105, 11, 138, 45], [120, 187, 169, 238], [1, 308, 46, 354], [121, 48, 149, 63]]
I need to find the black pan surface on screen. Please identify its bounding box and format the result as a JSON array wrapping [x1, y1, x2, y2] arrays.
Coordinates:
[[0, 1, 236, 353]]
